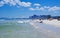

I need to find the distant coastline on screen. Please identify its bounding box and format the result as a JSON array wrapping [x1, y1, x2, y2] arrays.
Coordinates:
[[0, 15, 60, 20]]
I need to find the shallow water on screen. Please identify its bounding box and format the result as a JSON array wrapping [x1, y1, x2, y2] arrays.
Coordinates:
[[0, 20, 60, 38], [0, 20, 44, 38]]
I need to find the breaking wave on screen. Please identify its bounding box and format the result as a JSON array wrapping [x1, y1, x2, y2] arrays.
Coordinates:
[[17, 20, 31, 23]]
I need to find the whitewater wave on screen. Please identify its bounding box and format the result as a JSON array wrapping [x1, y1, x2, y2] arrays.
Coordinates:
[[17, 20, 31, 23]]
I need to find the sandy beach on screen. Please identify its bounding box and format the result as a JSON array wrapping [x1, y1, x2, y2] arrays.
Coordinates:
[[29, 19, 60, 38], [43, 19, 60, 27], [31, 19, 60, 27]]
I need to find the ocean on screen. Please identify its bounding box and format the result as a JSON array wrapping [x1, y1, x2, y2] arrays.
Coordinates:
[[0, 20, 43, 38], [0, 20, 60, 38]]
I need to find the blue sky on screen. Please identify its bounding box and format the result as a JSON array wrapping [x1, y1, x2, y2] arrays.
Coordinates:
[[0, 0, 60, 18]]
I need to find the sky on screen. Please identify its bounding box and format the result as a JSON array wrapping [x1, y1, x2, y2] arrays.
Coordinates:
[[0, 0, 60, 18]]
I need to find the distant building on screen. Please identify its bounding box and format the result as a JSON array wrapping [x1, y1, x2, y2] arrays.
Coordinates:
[[29, 15, 39, 19], [29, 15, 60, 20], [29, 15, 51, 19], [57, 16, 60, 21]]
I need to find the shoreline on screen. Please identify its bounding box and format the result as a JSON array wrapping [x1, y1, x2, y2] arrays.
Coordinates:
[[31, 19, 60, 27], [29, 20, 60, 38], [43, 19, 60, 27]]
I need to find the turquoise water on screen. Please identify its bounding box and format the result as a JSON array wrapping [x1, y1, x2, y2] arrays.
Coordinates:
[[0, 20, 46, 38], [0, 20, 60, 38]]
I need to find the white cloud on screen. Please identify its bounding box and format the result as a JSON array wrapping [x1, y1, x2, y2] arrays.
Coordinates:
[[48, 6, 60, 11], [34, 3, 41, 6], [39, 7, 45, 11], [29, 8, 35, 11], [29, 5, 60, 12], [0, 0, 32, 7], [0, 1, 5, 7], [29, 7, 45, 11], [29, 3, 45, 11], [44, 6, 50, 9], [18, 2, 31, 7], [34, 6, 40, 10], [0, 0, 60, 12]]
